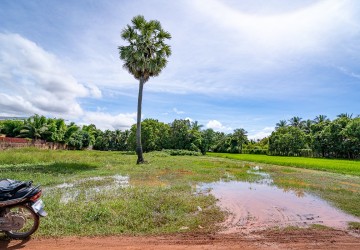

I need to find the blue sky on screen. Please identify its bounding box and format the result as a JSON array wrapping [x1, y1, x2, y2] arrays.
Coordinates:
[[0, 0, 359, 139]]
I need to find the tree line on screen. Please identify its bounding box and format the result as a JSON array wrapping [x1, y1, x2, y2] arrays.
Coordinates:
[[269, 114, 360, 159], [0, 113, 359, 159], [0, 114, 97, 150], [0, 115, 248, 153]]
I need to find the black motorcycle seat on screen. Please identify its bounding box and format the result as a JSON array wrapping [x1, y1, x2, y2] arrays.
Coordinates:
[[8, 187, 32, 199], [0, 179, 32, 194]]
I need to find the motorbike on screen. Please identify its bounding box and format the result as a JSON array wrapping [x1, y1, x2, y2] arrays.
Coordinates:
[[0, 179, 47, 239]]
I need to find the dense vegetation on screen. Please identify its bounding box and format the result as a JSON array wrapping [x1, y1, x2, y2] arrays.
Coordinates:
[[0, 115, 248, 154], [1, 113, 359, 159], [269, 114, 360, 159]]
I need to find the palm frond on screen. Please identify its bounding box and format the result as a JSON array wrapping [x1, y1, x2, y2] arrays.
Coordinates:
[[119, 15, 171, 81]]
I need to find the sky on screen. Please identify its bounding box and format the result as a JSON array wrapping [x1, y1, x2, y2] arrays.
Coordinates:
[[0, 0, 359, 139]]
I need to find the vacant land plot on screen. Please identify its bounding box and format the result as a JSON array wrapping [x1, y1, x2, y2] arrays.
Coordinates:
[[0, 148, 359, 249]]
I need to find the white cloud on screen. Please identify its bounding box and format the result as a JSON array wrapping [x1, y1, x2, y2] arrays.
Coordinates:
[[81, 111, 136, 131], [150, 0, 360, 97], [184, 117, 193, 122], [173, 108, 185, 114], [206, 120, 232, 132], [87, 84, 102, 98], [20, 0, 357, 100], [337, 66, 360, 80], [0, 93, 38, 114], [248, 127, 274, 140], [191, 0, 357, 58], [0, 33, 93, 117]]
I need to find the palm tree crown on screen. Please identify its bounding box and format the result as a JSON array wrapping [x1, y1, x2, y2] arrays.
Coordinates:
[[314, 115, 329, 124], [337, 113, 353, 119], [289, 116, 303, 128], [275, 120, 287, 129], [19, 114, 49, 140], [119, 15, 171, 82]]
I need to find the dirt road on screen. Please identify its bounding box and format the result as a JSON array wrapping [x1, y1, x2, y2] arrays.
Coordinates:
[[1, 229, 359, 250]]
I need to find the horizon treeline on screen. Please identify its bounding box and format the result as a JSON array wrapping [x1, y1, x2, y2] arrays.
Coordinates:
[[0, 113, 359, 159]]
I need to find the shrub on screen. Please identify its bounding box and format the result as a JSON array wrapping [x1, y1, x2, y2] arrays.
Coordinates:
[[162, 149, 202, 156]]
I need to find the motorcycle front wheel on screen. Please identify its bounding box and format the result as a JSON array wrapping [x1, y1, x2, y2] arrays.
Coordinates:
[[5, 204, 39, 239]]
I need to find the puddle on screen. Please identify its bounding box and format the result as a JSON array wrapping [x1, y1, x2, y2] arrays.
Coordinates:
[[44, 175, 129, 204], [198, 167, 360, 233]]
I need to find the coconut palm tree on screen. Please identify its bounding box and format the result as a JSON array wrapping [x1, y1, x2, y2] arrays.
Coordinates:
[[231, 128, 248, 153], [18, 114, 49, 140], [119, 15, 171, 164], [314, 115, 329, 124], [275, 120, 287, 130], [64, 122, 80, 142], [288, 116, 303, 128], [302, 119, 313, 134], [190, 121, 203, 131], [337, 113, 353, 119]]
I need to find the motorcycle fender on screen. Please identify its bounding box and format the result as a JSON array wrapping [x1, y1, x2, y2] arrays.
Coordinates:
[[31, 199, 47, 217]]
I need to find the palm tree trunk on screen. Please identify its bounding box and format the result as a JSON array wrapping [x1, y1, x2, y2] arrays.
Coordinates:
[[136, 77, 145, 164]]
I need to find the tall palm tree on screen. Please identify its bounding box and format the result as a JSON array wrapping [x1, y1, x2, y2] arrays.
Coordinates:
[[119, 15, 171, 164]]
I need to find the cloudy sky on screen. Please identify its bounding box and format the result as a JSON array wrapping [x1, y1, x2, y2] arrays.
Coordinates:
[[1, 0, 359, 139]]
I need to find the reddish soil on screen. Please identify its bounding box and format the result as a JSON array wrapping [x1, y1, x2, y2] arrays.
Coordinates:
[[1, 229, 359, 250]]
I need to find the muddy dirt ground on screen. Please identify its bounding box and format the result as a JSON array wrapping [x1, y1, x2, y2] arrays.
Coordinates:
[[1, 229, 360, 250]]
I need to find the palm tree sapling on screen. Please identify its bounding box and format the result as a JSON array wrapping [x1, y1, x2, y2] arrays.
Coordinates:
[[118, 15, 171, 164]]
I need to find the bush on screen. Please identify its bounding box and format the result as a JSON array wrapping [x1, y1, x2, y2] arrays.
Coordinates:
[[67, 130, 91, 150], [162, 149, 202, 156]]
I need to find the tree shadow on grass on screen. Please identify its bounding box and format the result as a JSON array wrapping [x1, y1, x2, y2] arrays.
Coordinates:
[[0, 162, 98, 175]]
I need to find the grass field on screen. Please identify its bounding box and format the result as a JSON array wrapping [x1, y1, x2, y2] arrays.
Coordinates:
[[0, 148, 259, 236], [0, 148, 359, 237], [208, 153, 360, 176]]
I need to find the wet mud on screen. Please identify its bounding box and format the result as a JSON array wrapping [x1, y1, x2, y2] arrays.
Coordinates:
[[199, 170, 360, 233]]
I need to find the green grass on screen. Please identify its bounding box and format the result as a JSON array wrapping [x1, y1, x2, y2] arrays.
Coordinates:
[[0, 148, 257, 237], [42, 185, 224, 236], [0, 149, 261, 186], [208, 153, 360, 176], [0, 148, 359, 237], [348, 222, 360, 231]]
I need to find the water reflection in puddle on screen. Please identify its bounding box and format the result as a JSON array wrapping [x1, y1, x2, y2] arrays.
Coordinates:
[[44, 175, 129, 204], [199, 167, 360, 233]]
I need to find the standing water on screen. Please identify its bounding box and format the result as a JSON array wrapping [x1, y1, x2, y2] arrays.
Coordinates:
[[198, 170, 360, 233]]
